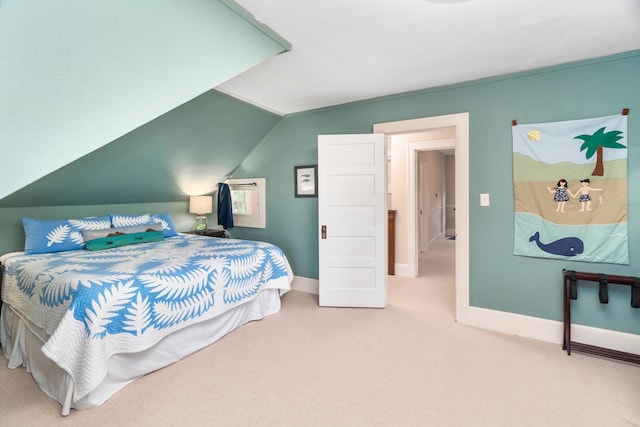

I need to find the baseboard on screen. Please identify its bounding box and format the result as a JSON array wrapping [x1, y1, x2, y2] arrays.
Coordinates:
[[467, 306, 640, 355], [291, 276, 319, 295], [290, 276, 640, 355], [393, 263, 410, 277]]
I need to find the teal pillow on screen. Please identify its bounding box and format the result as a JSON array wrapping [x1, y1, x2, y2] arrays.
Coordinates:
[[85, 230, 164, 251], [82, 223, 163, 242]]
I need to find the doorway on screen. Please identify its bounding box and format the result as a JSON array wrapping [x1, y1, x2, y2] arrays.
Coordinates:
[[416, 148, 455, 277], [373, 113, 469, 325]]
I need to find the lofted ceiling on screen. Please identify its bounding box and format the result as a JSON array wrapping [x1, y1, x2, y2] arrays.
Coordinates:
[[0, 0, 289, 201], [217, 0, 640, 116]]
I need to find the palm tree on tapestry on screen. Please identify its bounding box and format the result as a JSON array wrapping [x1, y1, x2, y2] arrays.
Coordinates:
[[575, 126, 626, 176]]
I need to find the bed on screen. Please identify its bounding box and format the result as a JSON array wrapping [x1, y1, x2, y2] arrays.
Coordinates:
[[0, 220, 293, 416]]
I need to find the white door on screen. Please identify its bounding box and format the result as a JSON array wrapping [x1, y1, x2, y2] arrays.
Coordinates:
[[318, 134, 387, 308]]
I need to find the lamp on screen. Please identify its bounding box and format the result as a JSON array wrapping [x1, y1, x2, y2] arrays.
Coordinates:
[[189, 195, 213, 234]]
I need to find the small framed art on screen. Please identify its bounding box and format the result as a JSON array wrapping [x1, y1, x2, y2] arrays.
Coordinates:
[[294, 165, 318, 197]]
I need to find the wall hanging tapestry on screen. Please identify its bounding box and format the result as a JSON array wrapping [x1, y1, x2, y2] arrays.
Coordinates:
[[512, 111, 629, 265]]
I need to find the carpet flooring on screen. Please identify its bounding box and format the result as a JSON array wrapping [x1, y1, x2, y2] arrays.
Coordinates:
[[1, 240, 639, 426]]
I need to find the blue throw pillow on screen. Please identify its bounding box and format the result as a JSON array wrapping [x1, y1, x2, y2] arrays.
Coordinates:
[[110, 212, 178, 237], [23, 216, 112, 254]]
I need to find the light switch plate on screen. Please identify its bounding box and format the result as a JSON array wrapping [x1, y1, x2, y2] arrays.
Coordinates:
[[480, 193, 490, 207]]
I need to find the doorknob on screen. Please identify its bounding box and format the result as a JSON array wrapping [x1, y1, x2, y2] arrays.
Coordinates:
[[321, 225, 327, 239]]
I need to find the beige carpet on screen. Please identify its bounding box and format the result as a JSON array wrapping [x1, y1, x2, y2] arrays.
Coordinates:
[[1, 240, 639, 426]]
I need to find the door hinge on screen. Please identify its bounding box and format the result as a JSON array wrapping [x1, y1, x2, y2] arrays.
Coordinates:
[[321, 225, 327, 239]]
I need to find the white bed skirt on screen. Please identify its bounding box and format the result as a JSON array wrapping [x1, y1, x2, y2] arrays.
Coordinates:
[[0, 289, 282, 416]]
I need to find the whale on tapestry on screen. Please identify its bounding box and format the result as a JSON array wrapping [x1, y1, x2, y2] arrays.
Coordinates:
[[512, 113, 629, 265]]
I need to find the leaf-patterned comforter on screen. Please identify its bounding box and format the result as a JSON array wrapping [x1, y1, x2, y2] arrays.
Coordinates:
[[0, 234, 293, 400]]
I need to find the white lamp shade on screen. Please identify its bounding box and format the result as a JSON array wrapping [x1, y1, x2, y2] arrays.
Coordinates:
[[189, 196, 213, 215]]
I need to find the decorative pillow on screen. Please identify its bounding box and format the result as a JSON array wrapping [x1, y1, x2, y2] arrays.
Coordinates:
[[82, 223, 163, 242], [110, 212, 178, 237], [85, 230, 164, 251], [23, 216, 112, 254]]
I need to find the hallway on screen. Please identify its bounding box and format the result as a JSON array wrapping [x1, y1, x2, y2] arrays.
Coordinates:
[[419, 239, 455, 279], [388, 238, 455, 319]]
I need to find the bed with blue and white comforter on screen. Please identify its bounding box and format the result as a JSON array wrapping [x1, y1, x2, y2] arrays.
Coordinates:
[[0, 234, 292, 406]]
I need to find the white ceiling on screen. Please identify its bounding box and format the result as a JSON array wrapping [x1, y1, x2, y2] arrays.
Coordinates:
[[217, 0, 640, 116]]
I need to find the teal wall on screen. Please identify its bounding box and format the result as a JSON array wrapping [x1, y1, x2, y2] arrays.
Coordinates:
[[0, 90, 281, 208], [1, 51, 638, 336], [0, 0, 289, 200], [0, 90, 280, 254], [231, 51, 640, 335]]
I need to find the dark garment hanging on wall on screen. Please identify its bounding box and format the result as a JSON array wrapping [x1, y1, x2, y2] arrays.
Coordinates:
[[217, 183, 234, 230]]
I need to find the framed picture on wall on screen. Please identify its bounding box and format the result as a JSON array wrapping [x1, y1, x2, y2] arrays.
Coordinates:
[[294, 165, 318, 197]]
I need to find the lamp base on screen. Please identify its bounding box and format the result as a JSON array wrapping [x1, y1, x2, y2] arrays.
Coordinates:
[[194, 215, 207, 235]]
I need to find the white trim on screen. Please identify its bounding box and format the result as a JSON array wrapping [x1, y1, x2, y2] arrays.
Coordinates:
[[291, 276, 319, 295], [293, 273, 640, 355], [467, 306, 640, 355], [373, 113, 470, 325], [226, 177, 266, 229], [393, 263, 410, 277], [215, 87, 286, 116]]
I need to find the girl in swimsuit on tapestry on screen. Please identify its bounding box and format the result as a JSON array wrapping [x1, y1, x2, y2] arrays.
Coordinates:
[[547, 179, 569, 213], [570, 178, 602, 212]]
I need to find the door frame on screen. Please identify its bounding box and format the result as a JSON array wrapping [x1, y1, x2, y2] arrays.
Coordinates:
[[373, 112, 469, 325]]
